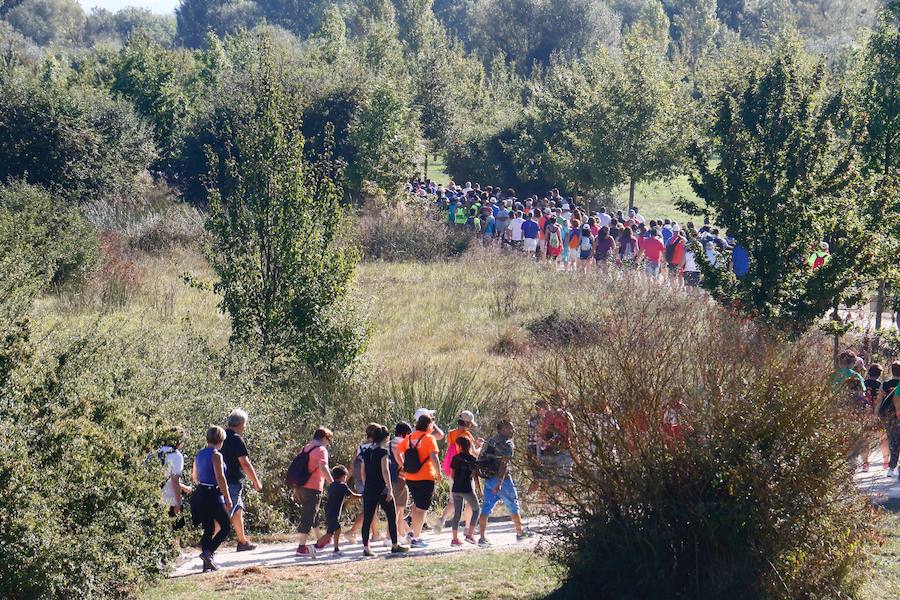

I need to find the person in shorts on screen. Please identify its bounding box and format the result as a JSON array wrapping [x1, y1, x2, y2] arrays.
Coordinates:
[[221, 408, 263, 551], [390, 421, 413, 539], [314, 465, 360, 555], [522, 213, 539, 256], [294, 427, 334, 557], [397, 413, 442, 548], [477, 420, 531, 545], [156, 427, 191, 532]]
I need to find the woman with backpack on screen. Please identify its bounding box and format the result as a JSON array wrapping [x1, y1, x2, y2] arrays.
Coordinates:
[[546, 220, 563, 264], [346, 424, 380, 543], [578, 223, 594, 273], [397, 413, 442, 548], [565, 219, 581, 272], [360, 424, 410, 556], [594, 226, 616, 270], [189, 426, 233, 572], [292, 427, 334, 558]]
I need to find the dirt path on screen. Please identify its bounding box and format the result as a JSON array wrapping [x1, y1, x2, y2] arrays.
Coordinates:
[[172, 519, 541, 578], [856, 448, 900, 511]]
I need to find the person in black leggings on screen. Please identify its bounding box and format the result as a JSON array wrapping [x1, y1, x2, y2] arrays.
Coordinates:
[[189, 426, 233, 572], [361, 424, 410, 556]]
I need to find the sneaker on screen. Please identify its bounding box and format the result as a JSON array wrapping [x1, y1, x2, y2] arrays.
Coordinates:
[[295, 544, 316, 558], [516, 530, 535, 541], [363, 547, 376, 557], [391, 544, 410, 554], [199, 550, 219, 573], [888, 468, 896, 478], [464, 534, 477, 545], [477, 538, 492, 547], [410, 538, 429, 548], [236, 541, 257, 552], [451, 539, 463, 547], [332, 549, 344, 557]]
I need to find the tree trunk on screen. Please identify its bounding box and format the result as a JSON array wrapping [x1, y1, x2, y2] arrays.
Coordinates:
[[628, 177, 636, 211], [424, 152, 429, 181], [832, 300, 840, 369], [875, 281, 886, 331]]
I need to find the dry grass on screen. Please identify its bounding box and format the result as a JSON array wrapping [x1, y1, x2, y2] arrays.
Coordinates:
[[145, 549, 557, 600]]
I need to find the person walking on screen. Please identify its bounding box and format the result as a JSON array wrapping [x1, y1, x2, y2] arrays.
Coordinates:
[[156, 427, 191, 532], [360, 424, 410, 556], [390, 422, 413, 539], [190, 426, 233, 572], [880, 362, 900, 478], [449, 436, 481, 546], [397, 413, 442, 548], [477, 420, 530, 546], [294, 427, 334, 557], [440, 411, 482, 531], [594, 226, 616, 270], [221, 408, 263, 552], [865, 364, 888, 470], [314, 465, 360, 555]]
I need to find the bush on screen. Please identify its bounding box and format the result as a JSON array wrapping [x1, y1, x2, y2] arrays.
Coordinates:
[[0, 181, 99, 289], [0, 329, 176, 599], [530, 276, 871, 599], [0, 75, 155, 204], [359, 202, 473, 261]]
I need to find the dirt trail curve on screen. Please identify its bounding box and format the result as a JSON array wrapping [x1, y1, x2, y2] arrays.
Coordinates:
[[171, 519, 541, 578]]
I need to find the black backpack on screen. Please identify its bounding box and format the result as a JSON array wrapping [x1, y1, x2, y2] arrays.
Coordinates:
[[403, 435, 424, 474], [476, 440, 501, 479], [285, 446, 313, 488], [878, 386, 897, 419], [664, 238, 680, 263]]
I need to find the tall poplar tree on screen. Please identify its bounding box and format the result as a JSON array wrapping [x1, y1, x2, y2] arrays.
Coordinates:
[[205, 39, 365, 374]]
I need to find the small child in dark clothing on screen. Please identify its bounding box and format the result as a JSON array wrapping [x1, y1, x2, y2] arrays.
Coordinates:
[[315, 465, 360, 554]]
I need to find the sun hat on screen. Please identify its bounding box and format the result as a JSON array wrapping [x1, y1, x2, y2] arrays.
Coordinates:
[[458, 410, 478, 427], [414, 408, 435, 422]]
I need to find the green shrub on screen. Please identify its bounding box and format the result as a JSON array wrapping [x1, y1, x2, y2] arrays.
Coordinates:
[[0, 329, 176, 599], [359, 202, 473, 261], [0, 75, 155, 204], [0, 181, 99, 288], [532, 277, 871, 599]]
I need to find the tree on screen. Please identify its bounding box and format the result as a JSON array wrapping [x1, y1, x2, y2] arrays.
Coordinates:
[[855, 2, 900, 331], [581, 36, 690, 208], [4, 0, 84, 46], [205, 39, 365, 374], [0, 74, 155, 204], [681, 44, 895, 337]]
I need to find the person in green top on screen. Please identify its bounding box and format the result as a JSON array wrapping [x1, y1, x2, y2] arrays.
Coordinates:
[[832, 350, 865, 390], [454, 204, 468, 225]]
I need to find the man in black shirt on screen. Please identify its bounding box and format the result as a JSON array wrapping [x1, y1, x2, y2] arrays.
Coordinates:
[[221, 409, 263, 551]]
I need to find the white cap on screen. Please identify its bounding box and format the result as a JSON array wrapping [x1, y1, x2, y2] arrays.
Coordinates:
[[819, 241, 829, 251], [414, 408, 435, 422], [458, 410, 478, 427], [562, 203, 570, 210], [672, 224, 680, 232]]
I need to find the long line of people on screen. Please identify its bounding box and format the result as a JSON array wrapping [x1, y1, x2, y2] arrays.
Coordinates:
[[411, 179, 758, 283], [163, 407, 570, 573]]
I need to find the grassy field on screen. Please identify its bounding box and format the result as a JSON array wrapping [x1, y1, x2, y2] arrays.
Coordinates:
[[861, 511, 900, 600], [145, 549, 558, 600]]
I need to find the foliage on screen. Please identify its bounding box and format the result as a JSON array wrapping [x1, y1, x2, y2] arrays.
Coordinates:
[[681, 43, 896, 337], [0, 71, 155, 204], [205, 38, 365, 374], [358, 201, 473, 261], [84, 7, 177, 48], [532, 276, 871, 598], [0, 181, 98, 288], [0, 317, 175, 599], [3, 0, 84, 46], [578, 36, 691, 207]]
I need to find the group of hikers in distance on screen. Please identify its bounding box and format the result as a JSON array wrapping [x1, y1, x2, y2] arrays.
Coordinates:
[[408, 179, 835, 282], [157, 404, 573, 573]]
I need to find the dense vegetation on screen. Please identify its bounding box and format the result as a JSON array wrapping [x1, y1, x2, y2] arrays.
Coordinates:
[[0, 0, 898, 598]]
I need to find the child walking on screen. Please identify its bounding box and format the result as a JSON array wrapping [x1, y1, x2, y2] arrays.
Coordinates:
[[449, 436, 481, 546], [315, 465, 360, 555]]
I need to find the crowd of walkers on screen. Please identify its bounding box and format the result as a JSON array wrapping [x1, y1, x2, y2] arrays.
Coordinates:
[[159, 406, 574, 573], [408, 179, 832, 283], [836, 351, 900, 476]]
